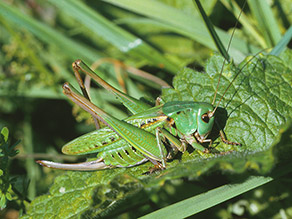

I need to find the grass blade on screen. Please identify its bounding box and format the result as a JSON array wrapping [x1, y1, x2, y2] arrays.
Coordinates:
[[221, 0, 266, 48], [104, 0, 260, 62], [49, 0, 179, 74], [270, 26, 292, 56], [193, 0, 229, 61], [0, 1, 102, 63], [141, 175, 273, 219], [248, 0, 281, 47]]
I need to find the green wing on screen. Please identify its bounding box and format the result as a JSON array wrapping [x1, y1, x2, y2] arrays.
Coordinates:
[[62, 127, 119, 155]]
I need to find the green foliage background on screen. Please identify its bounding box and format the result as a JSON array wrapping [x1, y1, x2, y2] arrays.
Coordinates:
[[0, 0, 292, 218]]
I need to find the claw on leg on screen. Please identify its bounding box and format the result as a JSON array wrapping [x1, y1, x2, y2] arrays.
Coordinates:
[[219, 130, 241, 146]]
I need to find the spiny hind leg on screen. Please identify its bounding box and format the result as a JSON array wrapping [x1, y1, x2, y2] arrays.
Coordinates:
[[36, 157, 113, 171], [72, 60, 100, 129], [72, 59, 152, 114]]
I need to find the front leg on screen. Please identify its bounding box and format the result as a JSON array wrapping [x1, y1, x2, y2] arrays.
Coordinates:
[[215, 120, 241, 146], [156, 127, 188, 160], [186, 134, 209, 153], [155, 128, 167, 168], [194, 132, 212, 146], [219, 130, 241, 146]]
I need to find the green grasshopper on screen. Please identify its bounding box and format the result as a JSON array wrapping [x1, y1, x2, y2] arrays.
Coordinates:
[[36, 0, 250, 171], [36, 56, 241, 171]]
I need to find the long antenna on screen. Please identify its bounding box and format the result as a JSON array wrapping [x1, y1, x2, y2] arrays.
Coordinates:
[[210, 49, 268, 117], [212, 1, 247, 106]]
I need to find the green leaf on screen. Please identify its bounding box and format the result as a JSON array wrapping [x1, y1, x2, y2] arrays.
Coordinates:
[[0, 127, 20, 210], [162, 51, 292, 152], [0, 194, 6, 210], [142, 121, 292, 218], [22, 170, 147, 218], [1, 127, 9, 142], [23, 50, 292, 218]]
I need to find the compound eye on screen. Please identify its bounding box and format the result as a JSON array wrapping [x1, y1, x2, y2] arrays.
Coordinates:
[[201, 113, 210, 123]]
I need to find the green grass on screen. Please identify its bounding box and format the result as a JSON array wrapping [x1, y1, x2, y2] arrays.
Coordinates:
[[0, 0, 292, 218]]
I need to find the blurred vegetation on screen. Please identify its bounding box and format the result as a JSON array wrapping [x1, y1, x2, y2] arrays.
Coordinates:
[[0, 0, 292, 218]]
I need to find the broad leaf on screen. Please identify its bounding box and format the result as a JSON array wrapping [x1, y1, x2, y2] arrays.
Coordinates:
[[22, 50, 292, 218]]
